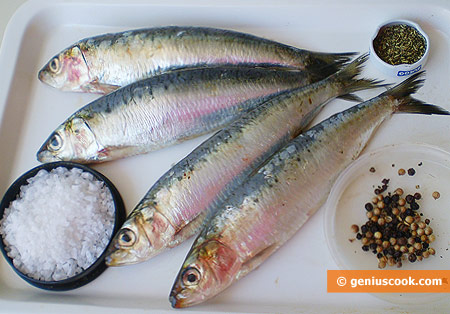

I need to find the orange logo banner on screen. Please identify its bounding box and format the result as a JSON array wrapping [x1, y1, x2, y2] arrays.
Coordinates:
[[327, 270, 450, 293]]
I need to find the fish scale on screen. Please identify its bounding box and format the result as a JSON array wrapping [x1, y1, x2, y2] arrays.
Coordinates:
[[38, 26, 354, 94], [38, 66, 323, 163], [105, 55, 383, 266], [169, 71, 449, 308]]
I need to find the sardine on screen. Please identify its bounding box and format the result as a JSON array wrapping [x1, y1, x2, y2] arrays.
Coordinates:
[[38, 26, 354, 93], [37, 65, 337, 164], [105, 55, 382, 266], [169, 72, 449, 308]]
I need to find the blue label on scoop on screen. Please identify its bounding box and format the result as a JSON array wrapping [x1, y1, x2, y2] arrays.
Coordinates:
[[397, 65, 421, 76]]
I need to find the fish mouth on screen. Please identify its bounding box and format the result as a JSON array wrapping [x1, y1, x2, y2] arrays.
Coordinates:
[[169, 290, 185, 308], [36, 148, 60, 163]]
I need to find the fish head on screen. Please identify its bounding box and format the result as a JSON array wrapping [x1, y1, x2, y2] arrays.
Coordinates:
[[37, 117, 101, 163], [38, 45, 91, 92], [105, 204, 176, 266], [169, 239, 240, 308]]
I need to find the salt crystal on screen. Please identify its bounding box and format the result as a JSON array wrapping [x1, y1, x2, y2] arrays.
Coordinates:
[[0, 167, 114, 281]]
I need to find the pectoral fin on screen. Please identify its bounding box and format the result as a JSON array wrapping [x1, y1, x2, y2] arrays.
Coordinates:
[[237, 242, 279, 280]]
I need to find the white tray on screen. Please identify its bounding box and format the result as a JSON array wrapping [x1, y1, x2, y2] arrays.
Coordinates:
[[0, 0, 449, 313]]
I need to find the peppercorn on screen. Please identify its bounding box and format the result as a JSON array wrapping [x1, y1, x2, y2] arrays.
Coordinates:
[[356, 233, 362, 240], [417, 228, 425, 236], [418, 222, 426, 229], [405, 216, 413, 224], [398, 169, 406, 176], [417, 255, 423, 262], [432, 191, 440, 200], [397, 261, 402, 268], [392, 207, 400, 216], [350, 224, 359, 233], [391, 194, 399, 202], [411, 202, 419, 210], [372, 197, 379, 204], [362, 237, 369, 245], [377, 253, 383, 259], [400, 246, 408, 253], [377, 195, 383, 201], [407, 168, 416, 176], [414, 192, 421, 200], [377, 217, 385, 226], [369, 167, 376, 173], [414, 242, 423, 250], [405, 195, 414, 203], [398, 198, 406, 206], [382, 241, 390, 249], [422, 251, 430, 258], [428, 234, 436, 243], [387, 257, 396, 266], [428, 248, 436, 255], [378, 260, 386, 269], [397, 237, 407, 246], [420, 235, 428, 242], [365, 203, 373, 211], [362, 245, 369, 251], [361, 225, 368, 233], [425, 218, 430, 225], [424, 226, 433, 235], [408, 253, 417, 263]]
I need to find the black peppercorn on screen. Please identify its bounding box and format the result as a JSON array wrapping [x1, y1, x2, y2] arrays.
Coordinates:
[[365, 203, 373, 211], [361, 225, 368, 233], [362, 245, 370, 252], [370, 243, 377, 250], [377, 253, 383, 259], [356, 233, 362, 240], [384, 196, 391, 204], [405, 195, 414, 204], [425, 218, 430, 225], [407, 168, 416, 176], [411, 202, 419, 210], [422, 242, 429, 249], [391, 194, 399, 203], [414, 192, 421, 200], [408, 253, 417, 263]]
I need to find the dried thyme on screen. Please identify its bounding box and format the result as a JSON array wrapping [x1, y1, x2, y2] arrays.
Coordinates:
[[373, 24, 427, 65]]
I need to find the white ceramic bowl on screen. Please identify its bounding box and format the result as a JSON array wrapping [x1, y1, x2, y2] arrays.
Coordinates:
[[324, 143, 449, 304], [369, 20, 429, 77]]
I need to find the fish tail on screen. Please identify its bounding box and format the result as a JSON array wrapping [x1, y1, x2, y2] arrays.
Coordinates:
[[384, 71, 450, 115], [332, 53, 388, 102], [305, 51, 357, 80]]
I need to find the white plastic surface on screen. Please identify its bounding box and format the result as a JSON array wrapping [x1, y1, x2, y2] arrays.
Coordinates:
[[0, 0, 449, 313]]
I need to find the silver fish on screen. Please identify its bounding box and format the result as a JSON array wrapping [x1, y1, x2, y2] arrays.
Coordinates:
[[37, 66, 335, 164], [169, 72, 449, 308], [38, 26, 354, 93], [105, 55, 382, 266]]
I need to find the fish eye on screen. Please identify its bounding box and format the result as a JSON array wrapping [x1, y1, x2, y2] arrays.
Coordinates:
[[118, 228, 136, 247], [182, 267, 201, 286], [48, 133, 62, 151], [49, 57, 60, 73]]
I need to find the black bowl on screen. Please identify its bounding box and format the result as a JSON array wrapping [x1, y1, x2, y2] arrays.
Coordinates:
[[0, 162, 126, 291]]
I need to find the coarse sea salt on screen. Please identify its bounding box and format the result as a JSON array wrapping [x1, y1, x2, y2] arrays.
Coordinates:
[[0, 167, 115, 282]]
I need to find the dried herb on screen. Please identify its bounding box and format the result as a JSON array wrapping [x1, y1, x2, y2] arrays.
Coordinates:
[[373, 24, 427, 65]]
